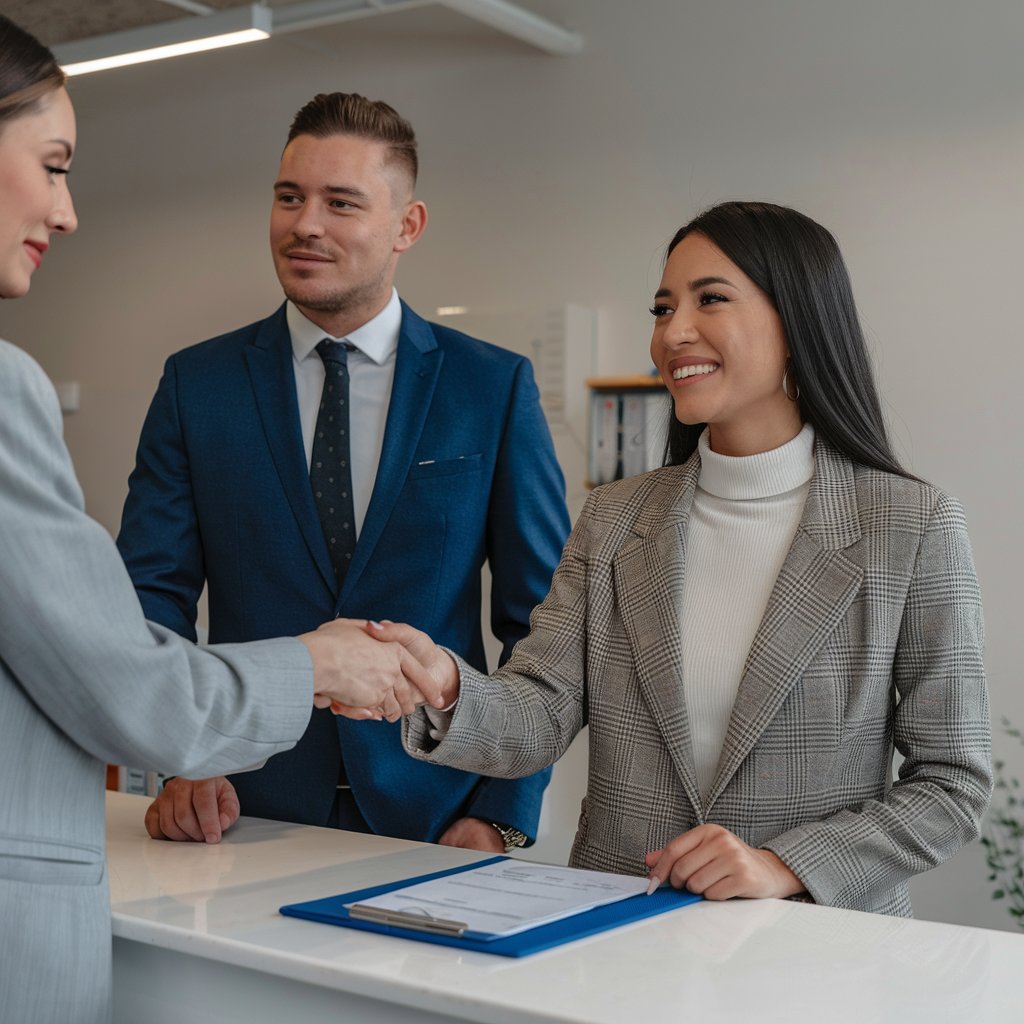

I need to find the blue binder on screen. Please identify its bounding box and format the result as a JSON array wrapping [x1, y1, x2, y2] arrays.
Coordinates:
[[279, 856, 702, 957]]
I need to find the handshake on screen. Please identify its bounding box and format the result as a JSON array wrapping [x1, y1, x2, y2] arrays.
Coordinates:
[[299, 618, 460, 722]]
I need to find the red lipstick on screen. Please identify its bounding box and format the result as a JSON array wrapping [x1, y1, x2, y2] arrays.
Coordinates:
[[24, 240, 49, 268]]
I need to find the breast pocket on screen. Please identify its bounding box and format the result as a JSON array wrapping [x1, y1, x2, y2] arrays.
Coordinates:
[[407, 453, 483, 481], [374, 454, 487, 614], [402, 453, 488, 545]]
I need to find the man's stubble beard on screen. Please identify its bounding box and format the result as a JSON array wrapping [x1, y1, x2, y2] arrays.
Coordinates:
[[283, 283, 366, 314], [280, 265, 390, 316]]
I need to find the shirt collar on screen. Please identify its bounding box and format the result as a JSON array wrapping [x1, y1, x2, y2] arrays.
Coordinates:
[[287, 288, 402, 366]]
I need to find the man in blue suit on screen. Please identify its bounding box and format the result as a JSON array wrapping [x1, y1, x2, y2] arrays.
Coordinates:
[[117, 92, 569, 853]]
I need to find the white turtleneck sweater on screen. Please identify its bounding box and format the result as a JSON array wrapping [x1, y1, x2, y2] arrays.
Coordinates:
[[683, 423, 816, 801]]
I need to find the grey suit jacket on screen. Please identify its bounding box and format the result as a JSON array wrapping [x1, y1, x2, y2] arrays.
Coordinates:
[[0, 340, 313, 1024], [405, 439, 992, 916]]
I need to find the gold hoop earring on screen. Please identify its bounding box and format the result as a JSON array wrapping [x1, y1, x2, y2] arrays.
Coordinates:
[[782, 363, 800, 403]]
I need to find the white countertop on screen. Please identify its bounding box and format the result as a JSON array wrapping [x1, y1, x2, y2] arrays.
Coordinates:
[[106, 791, 1024, 1023]]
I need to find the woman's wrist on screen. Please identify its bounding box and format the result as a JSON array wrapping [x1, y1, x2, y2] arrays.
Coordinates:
[[437, 651, 461, 709]]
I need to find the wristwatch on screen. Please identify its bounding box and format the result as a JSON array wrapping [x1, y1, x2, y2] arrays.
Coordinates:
[[490, 822, 529, 852]]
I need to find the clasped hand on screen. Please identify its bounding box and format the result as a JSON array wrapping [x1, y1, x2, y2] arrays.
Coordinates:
[[299, 617, 458, 722]]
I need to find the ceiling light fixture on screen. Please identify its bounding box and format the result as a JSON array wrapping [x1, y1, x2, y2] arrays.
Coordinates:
[[54, 3, 272, 77]]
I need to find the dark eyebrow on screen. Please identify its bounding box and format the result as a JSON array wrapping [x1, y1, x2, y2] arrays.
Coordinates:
[[654, 275, 736, 301], [273, 179, 371, 202], [688, 275, 734, 291], [324, 185, 371, 202]]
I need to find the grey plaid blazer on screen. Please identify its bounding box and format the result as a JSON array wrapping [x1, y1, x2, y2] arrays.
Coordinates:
[[405, 439, 992, 916]]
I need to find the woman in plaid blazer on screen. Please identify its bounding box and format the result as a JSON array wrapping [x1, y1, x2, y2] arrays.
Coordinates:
[[392, 201, 991, 916]]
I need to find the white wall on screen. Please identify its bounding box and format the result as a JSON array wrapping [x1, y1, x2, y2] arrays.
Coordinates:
[[3, 0, 1023, 930]]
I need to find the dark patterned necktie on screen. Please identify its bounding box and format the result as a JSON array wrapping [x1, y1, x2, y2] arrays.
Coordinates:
[[311, 339, 357, 588]]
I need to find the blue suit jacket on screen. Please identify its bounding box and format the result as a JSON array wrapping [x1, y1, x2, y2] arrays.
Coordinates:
[[117, 302, 569, 841]]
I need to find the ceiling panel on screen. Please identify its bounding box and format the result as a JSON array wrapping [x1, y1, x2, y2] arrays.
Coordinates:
[[7, 0, 262, 47]]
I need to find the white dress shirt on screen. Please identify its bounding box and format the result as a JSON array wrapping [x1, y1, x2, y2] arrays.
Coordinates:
[[288, 289, 401, 538]]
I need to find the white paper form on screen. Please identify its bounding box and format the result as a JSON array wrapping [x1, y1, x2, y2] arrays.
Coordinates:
[[346, 860, 649, 938]]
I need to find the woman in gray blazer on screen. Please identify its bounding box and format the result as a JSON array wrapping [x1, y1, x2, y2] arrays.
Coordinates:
[[0, 18, 438, 1023], [390, 200, 992, 917]]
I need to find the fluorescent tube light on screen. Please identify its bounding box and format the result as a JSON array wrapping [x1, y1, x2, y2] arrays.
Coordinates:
[[55, 4, 272, 77]]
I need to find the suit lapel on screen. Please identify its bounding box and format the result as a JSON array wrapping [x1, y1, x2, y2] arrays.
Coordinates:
[[340, 304, 443, 600], [243, 306, 336, 594], [705, 442, 864, 808], [615, 463, 705, 814]]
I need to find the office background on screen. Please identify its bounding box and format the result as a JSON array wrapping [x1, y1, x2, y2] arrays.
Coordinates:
[[2, 0, 1022, 932]]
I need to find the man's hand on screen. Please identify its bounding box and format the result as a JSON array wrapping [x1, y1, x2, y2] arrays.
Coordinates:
[[299, 618, 446, 721], [144, 776, 240, 844], [645, 824, 806, 900], [438, 817, 507, 853]]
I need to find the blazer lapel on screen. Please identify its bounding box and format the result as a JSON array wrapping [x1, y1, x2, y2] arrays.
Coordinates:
[[243, 306, 336, 594], [615, 462, 705, 815], [340, 303, 443, 599], [705, 442, 864, 808]]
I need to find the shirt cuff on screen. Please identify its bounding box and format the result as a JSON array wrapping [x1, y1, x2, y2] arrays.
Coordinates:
[[423, 702, 456, 741]]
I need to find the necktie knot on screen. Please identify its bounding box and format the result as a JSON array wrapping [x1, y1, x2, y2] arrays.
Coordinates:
[[316, 339, 355, 366]]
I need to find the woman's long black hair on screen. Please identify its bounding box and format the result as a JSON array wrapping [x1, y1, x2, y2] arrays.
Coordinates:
[[662, 201, 912, 479]]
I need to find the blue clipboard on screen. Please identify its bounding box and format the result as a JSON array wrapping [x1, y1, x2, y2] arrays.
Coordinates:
[[279, 856, 702, 957]]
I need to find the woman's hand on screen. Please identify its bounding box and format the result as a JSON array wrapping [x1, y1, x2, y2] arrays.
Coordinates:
[[645, 824, 806, 901]]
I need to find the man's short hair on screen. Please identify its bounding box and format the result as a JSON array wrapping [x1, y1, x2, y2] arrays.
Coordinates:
[[287, 92, 418, 187]]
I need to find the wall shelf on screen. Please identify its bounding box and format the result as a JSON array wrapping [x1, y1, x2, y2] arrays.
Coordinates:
[[586, 375, 669, 489]]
